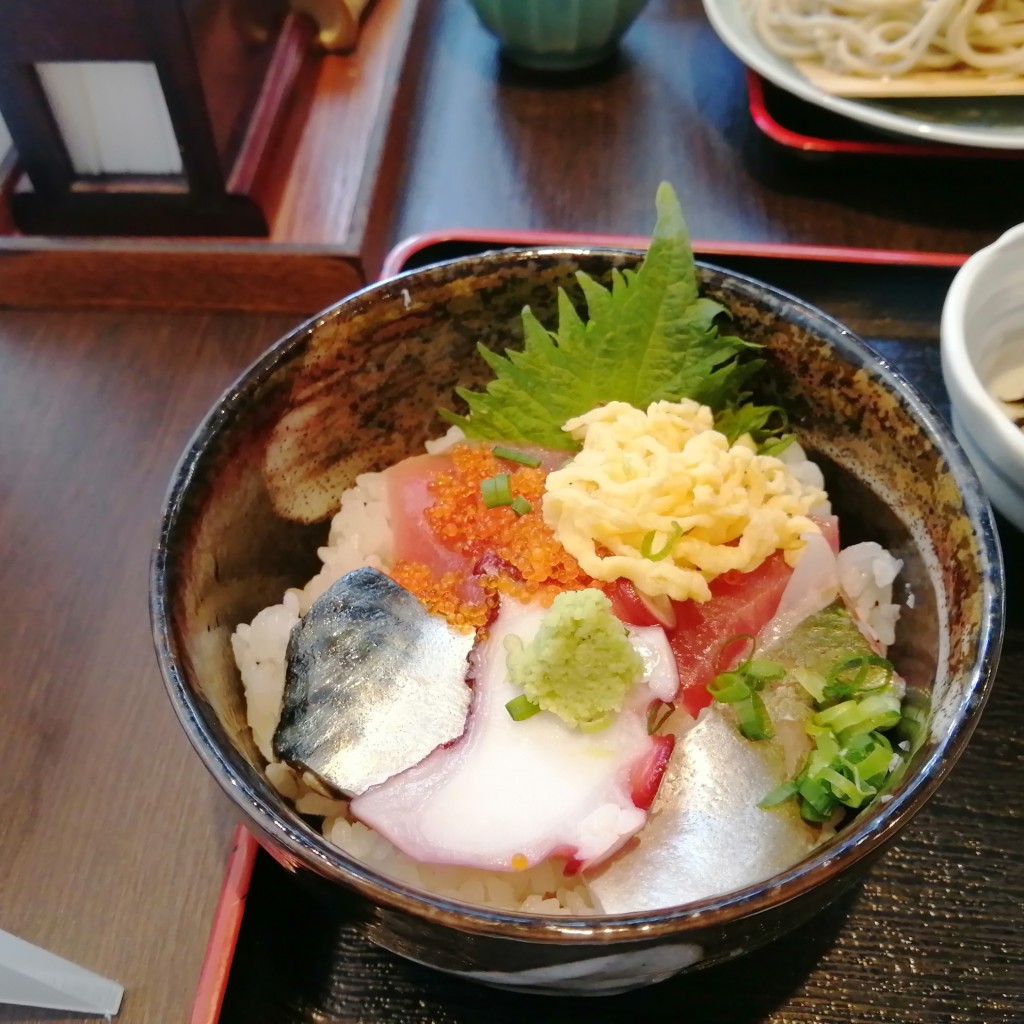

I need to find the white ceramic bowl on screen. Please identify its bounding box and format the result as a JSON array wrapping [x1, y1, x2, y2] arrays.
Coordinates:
[[941, 223, 1024, 533]]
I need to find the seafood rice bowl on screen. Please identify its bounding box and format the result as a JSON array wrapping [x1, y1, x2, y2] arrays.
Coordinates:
[[152, 184, 1001, 993], [233, 420, 913, 915]]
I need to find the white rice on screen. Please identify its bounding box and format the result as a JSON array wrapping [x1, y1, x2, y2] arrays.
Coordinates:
[[230, 470, 393, 760], [323, 817, 595, 914], [836, 541, 903, 651]]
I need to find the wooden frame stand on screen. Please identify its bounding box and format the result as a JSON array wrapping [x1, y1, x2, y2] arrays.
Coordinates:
[[0, 0, 425, 311], [0, 0, 317, 238]]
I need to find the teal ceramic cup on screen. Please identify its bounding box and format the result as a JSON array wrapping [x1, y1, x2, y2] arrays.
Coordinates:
[[466, 0, 650, 70]]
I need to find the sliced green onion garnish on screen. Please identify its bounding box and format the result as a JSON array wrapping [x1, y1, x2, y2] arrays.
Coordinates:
[[707, 671, 751, 704], [823, 654, 894, 702], [707, 640, 781, 739], [793, 667, 826, 703], [842, 733, 891, 774], [895, 687, 930, 757], [838, 712, 901, 744], [811, 729, 841, 763], [841, 732, 875, 760], [745, 660, 786, 688], [492, 445, 542, 467], [834, 692, 902, 742], [481, 473, 513, 508], [641, 522, 683, 561], [722, 633, 757, 670], [735, 691, 773, 741], [753, 634, 911, 826], [505, 695, 541, 721], [813, 699, 864, 735], [510, 495, 532, 516], [799, 800, 833, 824], [817, 766, 871, 807], [758, 780, 798, 809], [798, 776, 836, 820]]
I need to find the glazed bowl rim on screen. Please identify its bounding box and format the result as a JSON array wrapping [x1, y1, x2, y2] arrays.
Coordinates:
[[151, 246, 1004, 943]]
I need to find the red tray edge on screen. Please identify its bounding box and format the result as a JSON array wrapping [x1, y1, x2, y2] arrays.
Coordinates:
[[190, 230, 969, 1024], [745, 70, 1024, 161], [380, 229, 968, 280], [190, 825, 260, 1024]]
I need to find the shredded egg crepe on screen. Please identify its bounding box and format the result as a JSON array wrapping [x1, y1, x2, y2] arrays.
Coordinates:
[[542, 400, 827, 602]]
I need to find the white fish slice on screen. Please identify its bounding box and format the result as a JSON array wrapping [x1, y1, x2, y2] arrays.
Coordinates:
[[0, 929, 123, 1017]]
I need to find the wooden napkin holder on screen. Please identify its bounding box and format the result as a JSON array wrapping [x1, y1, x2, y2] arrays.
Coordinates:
[[0, 0, 316, 237]]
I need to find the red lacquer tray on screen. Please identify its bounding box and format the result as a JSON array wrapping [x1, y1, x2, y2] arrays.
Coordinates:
[[188, 232, 1024, 1024], [747, 71, 1024, 161]]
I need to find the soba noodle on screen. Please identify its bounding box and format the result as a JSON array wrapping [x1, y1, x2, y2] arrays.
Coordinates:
[[752, 0, 1024, 78]]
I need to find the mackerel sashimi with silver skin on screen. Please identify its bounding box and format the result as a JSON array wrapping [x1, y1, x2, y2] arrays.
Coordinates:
[[231, 183, 919, 915]]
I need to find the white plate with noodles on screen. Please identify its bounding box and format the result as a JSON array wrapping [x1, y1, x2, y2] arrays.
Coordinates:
[[702, 0, 1024, 150]]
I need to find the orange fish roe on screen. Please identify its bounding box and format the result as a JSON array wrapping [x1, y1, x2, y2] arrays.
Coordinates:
[[389, 560, 492, 633], [426, 444, 598, 607]]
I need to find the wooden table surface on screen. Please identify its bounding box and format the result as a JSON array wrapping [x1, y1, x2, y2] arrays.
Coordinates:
[[0, 1, 1020, 1021]]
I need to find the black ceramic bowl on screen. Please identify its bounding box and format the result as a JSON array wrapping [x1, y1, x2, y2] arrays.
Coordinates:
[[151, 249, 1003, 995]]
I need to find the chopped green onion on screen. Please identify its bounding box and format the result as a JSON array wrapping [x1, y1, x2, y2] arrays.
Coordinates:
[[823, 654, 894, 702], [894, 687, 930, 757], [509, 495, 532, 516], [743, 629, 912, 827], [813, 699, 865, 735], [492, 445, 542, 467], [745, 660, 786, 687], [817, 766, 871, 807], [838, 713, 901, 744], [758, 780, 798, 809], [723, 633, 756, 669], [810, 729, 841, 763], [842, 734, 892, 779], [707, 671, 751, 704], [793, 667, 827, 703], [799, 801, 833, 824], [797, 776, 836, 821], [640, 522, 683, 561], [835, 693, 902, 743], [735, 691, 773, 741], [841, 732, 875, 759], [505, 695, 541, 721], [481, 473, 513, 508], [707, 643, 781, 741]]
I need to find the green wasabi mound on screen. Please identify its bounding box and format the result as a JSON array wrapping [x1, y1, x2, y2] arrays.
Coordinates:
[[506, 589, 644, 730]]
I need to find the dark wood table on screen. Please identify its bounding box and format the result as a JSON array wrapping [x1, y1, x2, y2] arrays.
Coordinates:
[[0, 2, 1020, 1022]]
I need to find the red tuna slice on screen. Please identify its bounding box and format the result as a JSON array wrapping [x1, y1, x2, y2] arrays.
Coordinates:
[[666, 517, 840, 717], [608, 581, 675, 629], [669, 553, 794, 717]]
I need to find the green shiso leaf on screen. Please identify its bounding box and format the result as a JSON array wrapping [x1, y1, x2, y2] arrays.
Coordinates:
[[439, 182, 773, 450]]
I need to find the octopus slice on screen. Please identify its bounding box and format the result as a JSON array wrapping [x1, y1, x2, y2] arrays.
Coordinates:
[[350, 597, 680, 873]]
